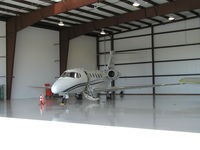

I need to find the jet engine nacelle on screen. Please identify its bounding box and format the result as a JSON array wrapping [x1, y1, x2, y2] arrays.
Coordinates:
[[107, 69, 120, 80]]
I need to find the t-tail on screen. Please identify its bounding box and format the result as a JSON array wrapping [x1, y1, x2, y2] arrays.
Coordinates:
[[105, 51, 120, 81]]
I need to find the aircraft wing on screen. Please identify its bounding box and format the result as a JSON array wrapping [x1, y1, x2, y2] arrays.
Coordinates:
[[29, 85, 51, 89], [179, 78, 200, 84], [94, 83, 183, 92]]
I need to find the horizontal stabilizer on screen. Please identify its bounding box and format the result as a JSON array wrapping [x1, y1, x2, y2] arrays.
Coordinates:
[[179, 78, 200, 84]]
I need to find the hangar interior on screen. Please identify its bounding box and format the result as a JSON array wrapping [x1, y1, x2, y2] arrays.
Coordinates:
[[1, 0, 200, 133]]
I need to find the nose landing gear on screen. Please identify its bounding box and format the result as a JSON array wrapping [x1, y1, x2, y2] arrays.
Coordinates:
[[60, 94, 69, 106]]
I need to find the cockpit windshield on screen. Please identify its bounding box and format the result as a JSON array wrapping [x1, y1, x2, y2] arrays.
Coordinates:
[[61, 72, 81, 78]]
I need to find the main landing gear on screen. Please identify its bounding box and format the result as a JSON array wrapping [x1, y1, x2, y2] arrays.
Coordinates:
[[106, 91, 124, 100], [75, 93, 83, 100], [106, 92, 115, 100], [60, 98, 66, 106], [120, 91, 124, 98]]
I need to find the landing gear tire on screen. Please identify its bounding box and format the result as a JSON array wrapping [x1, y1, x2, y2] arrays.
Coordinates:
[[120, 91, 124, 98], [106, 92, 112, 100], [75, 93, 83, 100], [60, 98, 67, 106]]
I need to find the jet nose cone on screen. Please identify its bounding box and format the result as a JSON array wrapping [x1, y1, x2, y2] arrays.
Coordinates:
[[51, 84, 59, 94]]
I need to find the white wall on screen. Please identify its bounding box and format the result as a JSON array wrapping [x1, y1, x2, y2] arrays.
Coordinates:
[[12, 27, 59, 99], [0, 21, 6, 85], [68, 35, 96, 70], [12, 28, 96, 99], [99, 18, 200, 94]]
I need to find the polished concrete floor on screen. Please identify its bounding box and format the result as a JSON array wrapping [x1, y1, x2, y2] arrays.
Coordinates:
[[1, 95, 200, 133]]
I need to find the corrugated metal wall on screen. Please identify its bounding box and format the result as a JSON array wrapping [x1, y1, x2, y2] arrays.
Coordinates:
[[98, 18, 200, 95]]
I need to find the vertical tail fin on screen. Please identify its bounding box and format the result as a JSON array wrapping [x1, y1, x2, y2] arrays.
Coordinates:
[[106, 51, 115, 70]]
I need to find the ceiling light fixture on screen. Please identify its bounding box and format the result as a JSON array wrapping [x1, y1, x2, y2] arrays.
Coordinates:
[[58, 20, 64, 26], [168, 16, 175, 21], [133, 1, 141, 7], [100, 29, 106, 35]]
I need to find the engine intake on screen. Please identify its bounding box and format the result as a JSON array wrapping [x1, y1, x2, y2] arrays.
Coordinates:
[[107, 69, 119, 80]]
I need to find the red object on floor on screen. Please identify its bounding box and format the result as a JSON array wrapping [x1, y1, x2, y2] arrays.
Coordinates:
[[46, 88, 52, 97], [39, 95, 45, 105], [44, 83, 52, 97]]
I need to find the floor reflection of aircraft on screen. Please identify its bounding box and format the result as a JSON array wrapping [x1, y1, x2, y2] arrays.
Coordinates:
[[51, 51, 182, 105]]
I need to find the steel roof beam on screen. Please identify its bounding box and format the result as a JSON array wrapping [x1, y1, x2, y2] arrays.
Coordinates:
[[79, 5, 131, 30], [120, 0, 163, 25], [8, 0, 105, 32], [190, 10, 200, 16], [37, 0, 122, 32], [0, 2, 80, 27], [65, 0, 200, 38], [166, 0, 187, 19]]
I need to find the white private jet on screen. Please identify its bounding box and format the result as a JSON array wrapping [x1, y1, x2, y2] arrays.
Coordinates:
[[51, 51, 183, 105]]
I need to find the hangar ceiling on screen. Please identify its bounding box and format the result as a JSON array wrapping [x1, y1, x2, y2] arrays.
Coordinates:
[[0, 0, 200, 36]]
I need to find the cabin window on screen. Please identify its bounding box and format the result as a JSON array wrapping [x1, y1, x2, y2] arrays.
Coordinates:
[[97, 73, 100, 78], [88, 73, 93, 78], [76, 73, 81, 78], [61, 72, 81, 78], [92, 73, 95, 78]]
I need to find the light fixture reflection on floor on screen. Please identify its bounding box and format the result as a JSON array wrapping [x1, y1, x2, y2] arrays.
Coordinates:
[[58, 20, 64, 26], [100, 29, 106, 35], [133, 1, 140, 7], [51, 0, 62, 2], [168, 16, 175, 21]]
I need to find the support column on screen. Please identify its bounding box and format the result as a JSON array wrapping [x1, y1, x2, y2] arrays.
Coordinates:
[[111, 34, 115, 99], [151, 26, 156, 108], [111, 34, 115, 87], [96, 37, 100, 70], [6, 20, 17, 100], [59, 30, 70, 75]]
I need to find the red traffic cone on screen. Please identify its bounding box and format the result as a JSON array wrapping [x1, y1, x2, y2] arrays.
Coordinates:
[[39, 95, 45, 105]]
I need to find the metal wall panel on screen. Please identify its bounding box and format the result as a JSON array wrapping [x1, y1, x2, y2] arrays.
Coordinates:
[[0, 21, 6, 85], [98, 18, 200, 95]]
